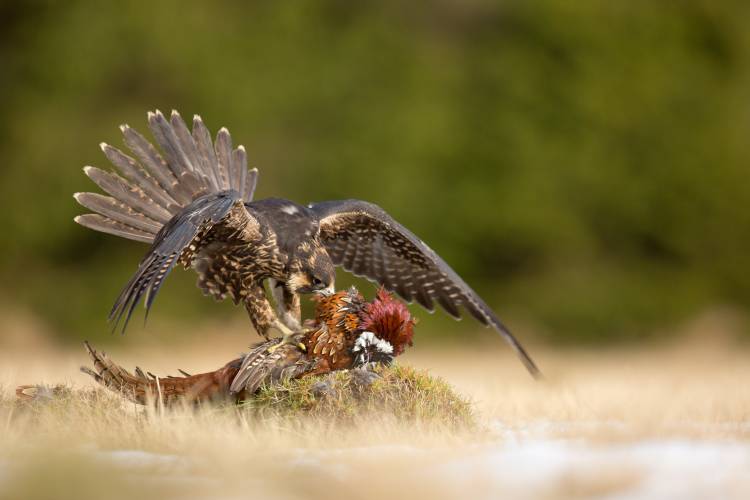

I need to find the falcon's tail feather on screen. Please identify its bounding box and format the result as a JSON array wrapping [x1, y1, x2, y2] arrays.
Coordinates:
[[80, 341, 242, 406], [74, 110, 258, 243]]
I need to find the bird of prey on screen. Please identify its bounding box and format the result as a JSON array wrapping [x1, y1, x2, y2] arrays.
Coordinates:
[[77, 287, 416, 406], [74, 109, 539, 377]]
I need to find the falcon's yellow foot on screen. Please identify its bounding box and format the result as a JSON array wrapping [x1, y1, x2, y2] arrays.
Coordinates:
[[267, 332, 306, 354]]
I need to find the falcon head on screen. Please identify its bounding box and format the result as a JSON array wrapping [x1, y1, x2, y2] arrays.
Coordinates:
[[288, 246, 335, 295]]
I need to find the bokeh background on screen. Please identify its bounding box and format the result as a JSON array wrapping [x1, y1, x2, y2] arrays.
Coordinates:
[[2, 0, 750, 348]]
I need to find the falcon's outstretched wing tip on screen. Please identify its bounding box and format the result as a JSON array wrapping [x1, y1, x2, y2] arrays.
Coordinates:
[[491, 320, 542, 379], [313, 198, 542, 378]]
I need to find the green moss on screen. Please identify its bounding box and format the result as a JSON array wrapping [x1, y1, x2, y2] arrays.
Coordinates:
[[241, 364, 475, 429]]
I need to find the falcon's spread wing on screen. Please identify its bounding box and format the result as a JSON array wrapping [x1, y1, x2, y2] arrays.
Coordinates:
[[309, 199, 540, 377], [73, 109, 264, 332], [110, 191, 261, 332]]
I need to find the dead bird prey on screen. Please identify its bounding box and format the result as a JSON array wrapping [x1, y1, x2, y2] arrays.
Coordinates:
[[74, 109, 539, 376], [77, 287, 415, 406]]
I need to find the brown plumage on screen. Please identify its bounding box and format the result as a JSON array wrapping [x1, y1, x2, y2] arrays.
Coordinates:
[[75, 109, 539, 377], [75, 288, 415, 406]]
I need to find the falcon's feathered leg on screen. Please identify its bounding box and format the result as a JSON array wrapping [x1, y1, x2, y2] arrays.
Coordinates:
[[269, 278, 302, 331], [244, 286, 305, 351]]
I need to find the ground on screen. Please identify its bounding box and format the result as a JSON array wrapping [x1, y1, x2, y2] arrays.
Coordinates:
[[0, 325, 749, 500]]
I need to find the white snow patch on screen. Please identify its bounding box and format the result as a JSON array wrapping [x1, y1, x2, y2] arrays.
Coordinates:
[[285, 425, 750, 500], [94, 449, 188, 469], [432, 438, 750, 500]]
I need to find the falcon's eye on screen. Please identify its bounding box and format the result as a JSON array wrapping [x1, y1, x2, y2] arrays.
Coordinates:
[[312, 277, 323, 287]]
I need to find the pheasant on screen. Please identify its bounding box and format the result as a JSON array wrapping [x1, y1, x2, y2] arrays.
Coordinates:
[[75, 287, 415, 406]]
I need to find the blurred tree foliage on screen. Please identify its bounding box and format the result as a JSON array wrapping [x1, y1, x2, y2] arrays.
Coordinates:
[[1, 0, 749, 344]]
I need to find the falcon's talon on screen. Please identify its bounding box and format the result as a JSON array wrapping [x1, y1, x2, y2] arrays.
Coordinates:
[[266, 340, 284, 354]]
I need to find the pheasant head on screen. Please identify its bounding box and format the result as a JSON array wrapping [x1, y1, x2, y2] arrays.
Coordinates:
[[311, 286, 416, 367], [358, 287, 416, 357]]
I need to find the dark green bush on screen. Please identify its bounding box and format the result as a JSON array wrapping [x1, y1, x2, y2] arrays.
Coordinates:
[[2, 1, 749, 343]]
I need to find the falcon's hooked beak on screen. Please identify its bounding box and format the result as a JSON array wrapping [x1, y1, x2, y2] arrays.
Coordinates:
[[314, 284, 336, 297]]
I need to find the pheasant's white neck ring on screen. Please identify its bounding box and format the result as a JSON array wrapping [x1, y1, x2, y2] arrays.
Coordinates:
[[352, 331, 394, 355]]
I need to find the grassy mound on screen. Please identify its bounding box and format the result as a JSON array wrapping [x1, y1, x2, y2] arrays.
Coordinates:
[[7, 364, 475, 431], [245, 364, 475, 429]]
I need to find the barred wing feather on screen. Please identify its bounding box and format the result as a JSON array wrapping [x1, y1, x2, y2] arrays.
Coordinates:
[[310, 199, 540, 378], [74, 110, 258, 243]]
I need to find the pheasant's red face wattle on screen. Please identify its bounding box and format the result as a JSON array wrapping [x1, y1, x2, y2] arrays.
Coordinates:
[[359, 287, 415, 356]]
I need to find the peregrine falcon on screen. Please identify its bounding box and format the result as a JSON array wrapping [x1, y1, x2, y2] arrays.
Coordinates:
[[74, 110, 540, 377]]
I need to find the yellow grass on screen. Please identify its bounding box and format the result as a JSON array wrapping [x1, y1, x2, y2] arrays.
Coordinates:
[[1, 323, 750, 499]]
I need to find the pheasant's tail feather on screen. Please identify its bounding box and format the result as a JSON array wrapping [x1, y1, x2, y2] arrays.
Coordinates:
[[80, 341, 152, 404], [75, 110, 259, 243], [80, 341, 242, 406]]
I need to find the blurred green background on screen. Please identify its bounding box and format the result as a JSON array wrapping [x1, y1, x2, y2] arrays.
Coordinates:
[[1, 0, 749, 346]]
